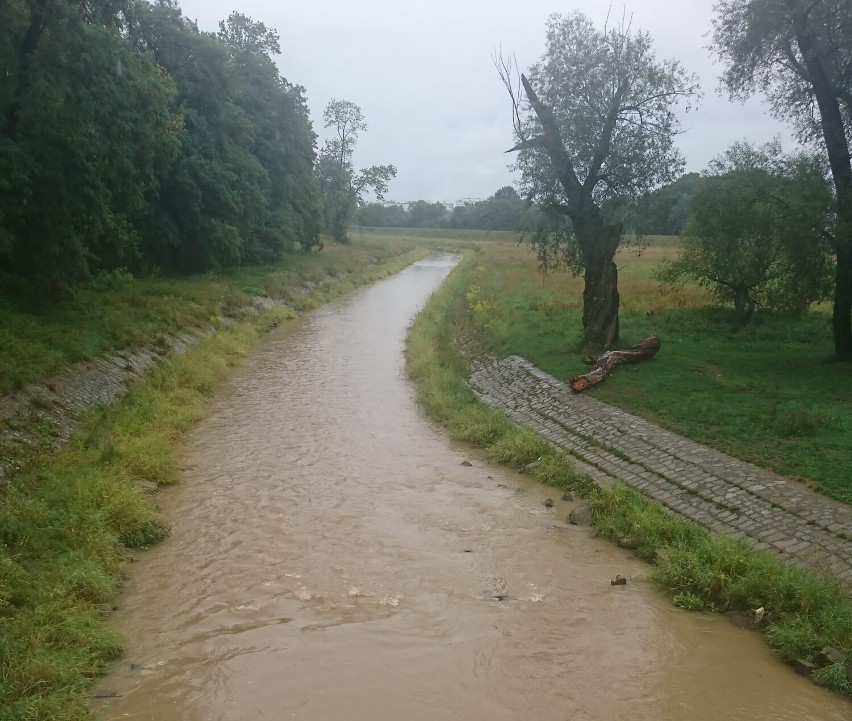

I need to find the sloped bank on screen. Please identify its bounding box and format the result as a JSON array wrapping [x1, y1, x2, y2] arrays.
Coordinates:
[[0, 246, 429, 721], [404, 253, 852, 698]]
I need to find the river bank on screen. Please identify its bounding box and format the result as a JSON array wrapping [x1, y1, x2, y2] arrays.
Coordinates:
[[0, 240, 432, 721], [405, 252, 852, 698]]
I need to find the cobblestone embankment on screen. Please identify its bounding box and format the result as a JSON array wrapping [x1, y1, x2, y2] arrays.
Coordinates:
[[0, 268, 369, 483], [468, 354, 852, 589]]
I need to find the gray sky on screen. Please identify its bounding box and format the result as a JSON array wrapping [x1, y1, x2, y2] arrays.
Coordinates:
[[177, 0, 796, 203]]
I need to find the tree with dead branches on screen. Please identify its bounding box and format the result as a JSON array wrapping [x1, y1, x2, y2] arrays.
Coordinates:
[[498, 11, 699, 350]]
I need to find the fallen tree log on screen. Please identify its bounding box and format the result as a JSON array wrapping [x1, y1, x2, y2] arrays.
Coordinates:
[[570, 336, 661, 392]]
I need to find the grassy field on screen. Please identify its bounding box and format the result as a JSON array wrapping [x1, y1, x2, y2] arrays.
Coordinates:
[[0, 238, 436, 721], [458, 235, 852, 504], [405, 251, 852, 696]]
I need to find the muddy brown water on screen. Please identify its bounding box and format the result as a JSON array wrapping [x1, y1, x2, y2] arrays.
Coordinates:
[[96, 255, 849, 721]]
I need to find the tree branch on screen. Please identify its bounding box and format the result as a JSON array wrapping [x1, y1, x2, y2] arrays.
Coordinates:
[[518, 74, 585, 198]]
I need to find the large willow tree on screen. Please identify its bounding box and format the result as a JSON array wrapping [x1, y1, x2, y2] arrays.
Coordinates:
[[500, 12, 698, 349]]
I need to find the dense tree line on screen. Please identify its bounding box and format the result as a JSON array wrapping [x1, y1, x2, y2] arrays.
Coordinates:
[[0, 0, 322, 291], [630, 173, 701, 237], [355, 186, 534, 232]]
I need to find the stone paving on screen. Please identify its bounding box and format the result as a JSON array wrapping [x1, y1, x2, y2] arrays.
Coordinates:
[[468, 354, 852, 590], [0, 273, 355, 484]]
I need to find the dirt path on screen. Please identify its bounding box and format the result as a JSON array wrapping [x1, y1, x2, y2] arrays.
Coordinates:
[[468, 354, 852, 590]]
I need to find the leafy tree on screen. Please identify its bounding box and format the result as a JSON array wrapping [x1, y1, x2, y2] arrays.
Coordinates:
[[447, 187, 531, 231], [137, 5, 320, 271], [499, 12, 699, 349], [316, 99, 396, 243], [406, 200, 447, 228], [632, 172, 702, 236], [217, 12, 322, 258], [0, 0, 179, 290], [354, 202, 408, 227], [712, 0, 852, 357], [659, 142, 834, 325]]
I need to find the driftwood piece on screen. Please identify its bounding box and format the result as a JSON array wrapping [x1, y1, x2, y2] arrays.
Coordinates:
[[569, 336, 661, 392]]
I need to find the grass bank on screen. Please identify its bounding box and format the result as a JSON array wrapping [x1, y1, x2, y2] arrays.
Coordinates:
[[0, 236, 424, 395], [0, 242, 431, 721], [405, 251, 852, 697]]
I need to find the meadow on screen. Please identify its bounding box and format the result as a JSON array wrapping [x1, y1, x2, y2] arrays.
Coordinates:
[[457, 234, 851, 504]]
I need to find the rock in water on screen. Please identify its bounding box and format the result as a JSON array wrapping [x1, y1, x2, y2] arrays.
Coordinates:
[[134, 479, 159, 494], [789, 658, 819, 677], [815, 647, 842, 666], [544, 498, 553, 508], [610, 575, 627, 586], [568, 505, 593, 526], [561, 492, 573, 502], [460, 460, 473, 467]]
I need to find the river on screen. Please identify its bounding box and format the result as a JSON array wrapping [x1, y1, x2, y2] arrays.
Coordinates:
[[95, 254, 849, 720]]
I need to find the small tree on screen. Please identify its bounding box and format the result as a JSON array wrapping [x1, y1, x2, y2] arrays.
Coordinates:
[[499, 11, 699, 349], [658, 141, 834, 325], [315, 99, 396, 243]]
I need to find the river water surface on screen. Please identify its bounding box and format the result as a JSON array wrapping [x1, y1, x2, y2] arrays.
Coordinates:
[[97, 255, 849, 721]]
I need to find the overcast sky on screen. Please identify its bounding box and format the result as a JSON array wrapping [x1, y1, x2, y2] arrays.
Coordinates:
[[177, 0, 796, 203]]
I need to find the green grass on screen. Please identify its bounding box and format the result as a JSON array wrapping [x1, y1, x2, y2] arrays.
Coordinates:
[[0, 242, 435, 721], [442, 237, 852, 503], [404, 244, 852, 697]]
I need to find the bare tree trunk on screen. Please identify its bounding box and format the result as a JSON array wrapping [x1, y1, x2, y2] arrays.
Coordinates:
[[570, 336, 661, 391], [834, 243, 852, 359], [733, 283, 755, 326], [794, 17, 852, 359], [576, 212, 621, 350], [514, 75, 623, 352], [582, 253, 619, 349]]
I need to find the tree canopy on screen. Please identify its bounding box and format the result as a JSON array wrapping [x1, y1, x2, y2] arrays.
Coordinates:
[[0, 0, 322, 291], [659, 141, 834, 325], [315, 99, 396, 243], [501, 11, 699, 348]]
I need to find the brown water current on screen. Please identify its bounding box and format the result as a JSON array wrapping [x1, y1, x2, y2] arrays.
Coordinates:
[[96, 255, 850, 721]]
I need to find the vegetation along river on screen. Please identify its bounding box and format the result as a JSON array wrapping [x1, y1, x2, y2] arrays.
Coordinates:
[[96, 255, 849, 720]]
